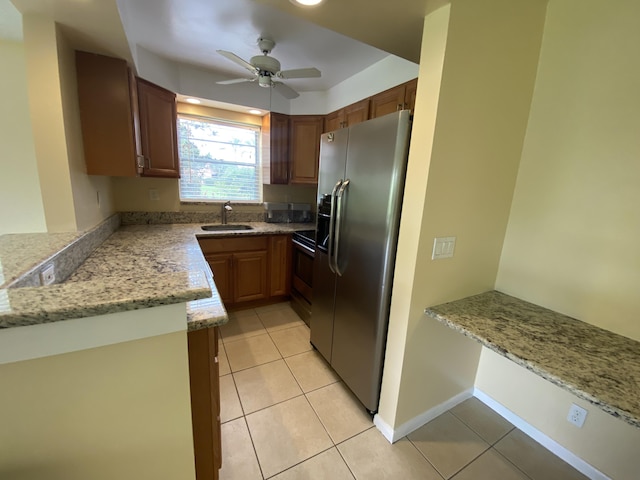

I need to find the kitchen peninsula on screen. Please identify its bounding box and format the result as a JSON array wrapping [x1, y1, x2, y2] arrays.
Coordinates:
[[0, 215, 310, 480]]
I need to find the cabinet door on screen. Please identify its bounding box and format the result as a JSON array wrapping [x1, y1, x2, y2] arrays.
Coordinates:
[[289, 115, 323, 185], [187, 326, 221, 480], [324, 109, 343, 133], [404, 78, 418, 113], [370, 84, 406, 119], [344, 99, 370, 127], [234, 251, 269, 303], [269, 113, 290, 184], [206, 253, 233, 304], [269, 235, 291, 297], [137, 78, 180, 178], [75, 51, 138, 177]]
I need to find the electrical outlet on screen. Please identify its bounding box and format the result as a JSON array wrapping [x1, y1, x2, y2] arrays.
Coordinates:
[[40, 264, 56, 286], [149, 189, 160, 201], [567, 403, 587, 428]]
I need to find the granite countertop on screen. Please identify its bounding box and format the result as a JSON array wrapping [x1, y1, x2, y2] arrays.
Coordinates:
[[0, 222, 311, 331], [0, 232, 81, 288], [425, 290, 640, 428]]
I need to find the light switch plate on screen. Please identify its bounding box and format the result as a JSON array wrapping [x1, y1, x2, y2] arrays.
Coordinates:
[[432, 236, 456, 260]]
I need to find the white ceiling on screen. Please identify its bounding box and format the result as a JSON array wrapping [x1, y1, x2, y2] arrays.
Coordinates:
[[116, 0, 392, 93], [0, 0, 22, 41], [9, 0, 430, 97]]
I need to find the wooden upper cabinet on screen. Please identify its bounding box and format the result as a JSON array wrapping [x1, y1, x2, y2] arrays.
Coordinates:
[[289, 115, 323, 185], [268, 113, 290, 184], [75, 51, 180, 178], [343, 99, 370, 128], [76, 51, 139, 177], [370, 84, 407, 119], [136, 78, 180, 178], [324, 110, 342, 133], [370, 78, 418, 119], [324, 99, 370, 133], [403, 78, 418, 113]]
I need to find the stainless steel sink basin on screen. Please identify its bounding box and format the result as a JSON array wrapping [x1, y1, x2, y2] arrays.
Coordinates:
[[201, 224, 253, 232]]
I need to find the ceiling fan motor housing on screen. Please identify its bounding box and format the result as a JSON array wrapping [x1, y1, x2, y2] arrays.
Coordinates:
[[251, 54, 281, 74]]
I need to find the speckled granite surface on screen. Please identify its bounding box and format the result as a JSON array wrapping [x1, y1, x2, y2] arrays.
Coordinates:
[[425, 290, 640, 428], [0, 232, 80, 288], [0, 221, 312, 332]]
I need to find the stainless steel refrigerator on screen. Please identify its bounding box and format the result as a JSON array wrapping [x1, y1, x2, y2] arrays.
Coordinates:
[[311, 110, 412, 413]]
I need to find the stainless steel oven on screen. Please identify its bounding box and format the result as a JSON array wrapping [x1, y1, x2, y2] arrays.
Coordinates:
[[291, 230, 315, 325]]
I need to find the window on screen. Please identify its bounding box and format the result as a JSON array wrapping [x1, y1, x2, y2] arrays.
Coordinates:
[[178, 114, 262, 202]]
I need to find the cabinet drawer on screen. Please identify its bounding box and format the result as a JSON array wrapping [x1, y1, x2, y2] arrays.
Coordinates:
[[198, 236, 269, 254]]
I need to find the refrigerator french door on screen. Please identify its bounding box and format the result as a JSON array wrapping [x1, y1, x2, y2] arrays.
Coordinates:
[[311, 111, 411, 413]]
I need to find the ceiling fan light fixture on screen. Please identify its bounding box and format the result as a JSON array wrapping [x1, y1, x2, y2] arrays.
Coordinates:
[[290, 0, 324, 7], [185, 98, 201, 104], [258, 75, 272, 88], [248, 109, 263, 115]]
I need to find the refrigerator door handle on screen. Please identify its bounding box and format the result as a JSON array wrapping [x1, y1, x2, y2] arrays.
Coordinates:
[[334, 179, 350, 277], [327, 180, 343, 273]]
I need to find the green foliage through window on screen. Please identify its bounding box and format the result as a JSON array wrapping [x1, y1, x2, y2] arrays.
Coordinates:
[[178, 115, 261, 202]]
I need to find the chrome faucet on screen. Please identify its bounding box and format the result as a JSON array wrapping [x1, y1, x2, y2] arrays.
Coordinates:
[[221, 201, 232, 224]]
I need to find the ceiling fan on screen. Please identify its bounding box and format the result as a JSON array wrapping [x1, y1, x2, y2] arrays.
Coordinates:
[[216, 37, 321, 99]]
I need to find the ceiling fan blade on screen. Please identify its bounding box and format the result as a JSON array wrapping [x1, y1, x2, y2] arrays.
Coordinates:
[[272, 81, 299, 99], [277, 67, 321, 79], [216, 50, 258, 74], [216, 77, 255, 85]]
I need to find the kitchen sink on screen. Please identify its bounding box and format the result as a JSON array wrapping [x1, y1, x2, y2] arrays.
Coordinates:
[[201, 224, 253, 231]]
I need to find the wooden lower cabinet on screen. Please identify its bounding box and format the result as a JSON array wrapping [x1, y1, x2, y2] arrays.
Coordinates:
[[187, 326, 221, 480], [234, 250, 268, 302], [198, 235, 290, 309], [269, 235, 291, 297]]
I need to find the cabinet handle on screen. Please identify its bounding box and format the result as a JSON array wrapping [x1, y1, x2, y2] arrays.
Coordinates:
[[214, 356, 219, 364], [397, 103, 403, 111]]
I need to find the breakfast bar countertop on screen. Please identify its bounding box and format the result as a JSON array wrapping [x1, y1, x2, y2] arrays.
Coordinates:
[[0, 221, 312, 331], [425, 290, 640, 429]]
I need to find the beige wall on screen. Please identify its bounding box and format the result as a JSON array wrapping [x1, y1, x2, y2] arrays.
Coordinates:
[[20, 15, 115, 233], [496, 0, 640, 341], [0, 39, 47, 234], [56, 27, 115, 231], [476, 348, 640, 479], [112, 102, 316, 212], [379, 0, 546, 429], [22, 15, 77, 232], [0, 331, 196, 480], [484, 0, 640, 476]]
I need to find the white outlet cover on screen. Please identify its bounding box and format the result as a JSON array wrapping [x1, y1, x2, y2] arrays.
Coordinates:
[[567, 403, 587, 428], [40, 264, 56, 286]]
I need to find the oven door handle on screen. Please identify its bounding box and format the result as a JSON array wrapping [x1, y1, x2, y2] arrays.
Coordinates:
[[327, 180, 342, 274]]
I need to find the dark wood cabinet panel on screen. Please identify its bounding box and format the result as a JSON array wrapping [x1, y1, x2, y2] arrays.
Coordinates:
[[370, 84, 407, 119], [205, 253, 233, 304], [323, 99, 370, 133], [75, 51, 180, 178], [289, 115, 323, 185], [75, 51, 139, 177], [234, 250, 269, 302], [137, 78, 180, 178], [268, 113, 290, 184], [269, 235, 291, 297], [187, 326, 221, 480]]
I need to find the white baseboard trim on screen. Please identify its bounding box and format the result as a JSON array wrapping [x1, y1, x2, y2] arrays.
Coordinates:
[[374, 388, 474, 443], [473, 388, 610, 480]]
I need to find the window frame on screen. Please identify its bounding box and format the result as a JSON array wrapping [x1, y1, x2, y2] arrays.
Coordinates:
[[177, 113, 263, 203]]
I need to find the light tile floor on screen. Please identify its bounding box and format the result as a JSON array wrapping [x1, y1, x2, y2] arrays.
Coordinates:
[[217, 302, 588, 480]]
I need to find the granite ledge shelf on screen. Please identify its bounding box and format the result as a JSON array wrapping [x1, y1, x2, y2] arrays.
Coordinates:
[[424, 290, 640, 429]]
